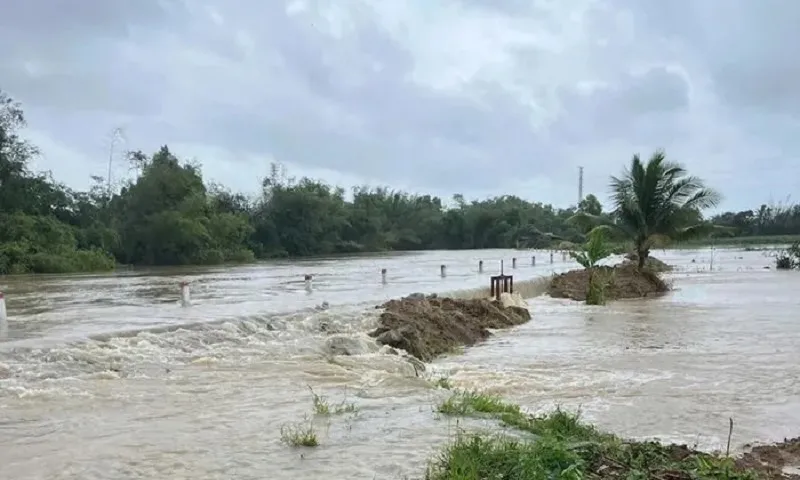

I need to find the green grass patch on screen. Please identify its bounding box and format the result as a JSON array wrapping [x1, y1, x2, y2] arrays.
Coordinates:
[[308, 386, 359, 416], [437, 390, 523, 418], [279, 418, 319, 447], [429, 390, 760, 479]]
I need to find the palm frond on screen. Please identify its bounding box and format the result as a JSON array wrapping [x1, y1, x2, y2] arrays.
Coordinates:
[[607, 149, 722, 252]]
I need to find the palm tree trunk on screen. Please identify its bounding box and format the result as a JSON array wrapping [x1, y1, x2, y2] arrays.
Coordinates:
[[637, 249, 648, 269]]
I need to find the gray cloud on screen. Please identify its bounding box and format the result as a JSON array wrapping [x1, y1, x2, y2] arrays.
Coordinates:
[[1, 0, 799, 210]]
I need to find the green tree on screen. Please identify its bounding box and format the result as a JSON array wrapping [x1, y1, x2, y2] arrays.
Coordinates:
[[578, 194, 602, 216], [571, 150, 721, 269]]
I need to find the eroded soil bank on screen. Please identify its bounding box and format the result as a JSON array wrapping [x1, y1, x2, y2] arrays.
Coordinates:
[[368, 293, 531, 362], [430, 391, 800, 480], [548, 261, 670, 302], [738, 438, 800, 479]]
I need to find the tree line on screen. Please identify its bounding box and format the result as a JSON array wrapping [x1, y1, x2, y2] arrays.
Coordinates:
[[710, 203, 800, 238], [1, 91, 797, 274]]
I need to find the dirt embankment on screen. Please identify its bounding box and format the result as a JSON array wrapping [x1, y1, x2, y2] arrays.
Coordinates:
[[737, 437, 800, 479], [368, 293, 531, 362], [593, 438, 800, 479], [548, 262, 670, 302]]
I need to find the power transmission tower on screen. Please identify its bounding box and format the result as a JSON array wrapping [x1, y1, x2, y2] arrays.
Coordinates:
[[578, 166, 584, 206], [106, 127, 125, 197]]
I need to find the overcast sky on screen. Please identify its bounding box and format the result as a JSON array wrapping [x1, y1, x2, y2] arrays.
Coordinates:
[[2, 0, 799, 212]]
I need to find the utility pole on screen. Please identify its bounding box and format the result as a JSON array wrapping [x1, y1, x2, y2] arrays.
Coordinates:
[[578, 166, 584, 206]]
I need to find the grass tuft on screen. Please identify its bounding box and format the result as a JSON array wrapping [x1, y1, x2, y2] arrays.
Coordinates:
[[279, 418, 319, 447], [429, 390, 760, 480], [308, 386, 359, 416]]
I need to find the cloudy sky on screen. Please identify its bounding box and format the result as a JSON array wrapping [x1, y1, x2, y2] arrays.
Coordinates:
[[1, 0, 798, 212]]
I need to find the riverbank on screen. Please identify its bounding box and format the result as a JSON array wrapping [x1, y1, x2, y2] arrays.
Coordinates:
[[427, 390, 800, 479]]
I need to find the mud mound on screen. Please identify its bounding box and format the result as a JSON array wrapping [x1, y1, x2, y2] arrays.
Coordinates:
[[548, 263, 669, 302], [737, 437, 800, 479], [368, 293, 531, 362], [623, 253, 673, 272]]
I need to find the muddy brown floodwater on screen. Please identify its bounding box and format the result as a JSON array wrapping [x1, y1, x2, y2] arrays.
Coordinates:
[[0, 248, 798, 480]]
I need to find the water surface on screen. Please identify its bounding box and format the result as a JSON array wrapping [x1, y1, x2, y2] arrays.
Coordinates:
[[1, 247, 797, 480]]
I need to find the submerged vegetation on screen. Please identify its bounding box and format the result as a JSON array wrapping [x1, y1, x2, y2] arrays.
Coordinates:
[[568, 229, 614, 305], [775, 241, 800, 270], [278, 386, 361, 448], [429, 390, 796, 480]]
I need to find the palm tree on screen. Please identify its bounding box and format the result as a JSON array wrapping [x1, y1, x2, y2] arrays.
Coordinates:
[[571, 150, 722, 269]]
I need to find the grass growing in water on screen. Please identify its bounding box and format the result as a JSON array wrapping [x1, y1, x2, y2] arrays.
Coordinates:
[[308, 386, 359, 416], [429, 390, 759, 479], [279, 418, 319, 447]]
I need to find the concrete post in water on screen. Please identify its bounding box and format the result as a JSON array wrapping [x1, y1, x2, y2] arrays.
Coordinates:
[[179, 281, 191, 307], [0, 292, 5, 339], [304, 274, 313, 292], [550, 251, 554, 264], [512, 257, 517, 269], [478, 260, 484, 273], [710, 247, 715, 271], [381, 268, 387, 285], [0, 292, 7, 322], [532, 256, 536, 266], [500, 259, 504, 275], [562, 251, 568, 261], [440, 264, 447, 278]]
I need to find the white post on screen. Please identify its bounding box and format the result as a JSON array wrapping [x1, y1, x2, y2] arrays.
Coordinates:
[[440, 265, 447, 278], [381, 268, 387, 285], [304, 274, 313, 292], [179, 281, 191, 307], [478, 260, 483, 273], [562, 251, 567, 261], [0, 292, 5, 339], [0, 292, 7, 323]]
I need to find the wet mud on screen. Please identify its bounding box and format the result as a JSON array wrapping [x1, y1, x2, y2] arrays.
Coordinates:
[[548, 262, 670, 302], [368, 293, 531, 362]]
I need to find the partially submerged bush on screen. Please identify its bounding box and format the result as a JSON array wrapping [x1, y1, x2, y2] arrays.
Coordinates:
[[585, 268, 613, 306], [569, 230, 613, 305], [775, 241, 800, 270]]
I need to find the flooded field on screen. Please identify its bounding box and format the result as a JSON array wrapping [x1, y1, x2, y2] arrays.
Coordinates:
[[1, 247, 798, 480]]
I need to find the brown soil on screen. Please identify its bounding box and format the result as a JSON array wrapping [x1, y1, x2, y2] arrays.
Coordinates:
[[736, 437, 800, 479], [589, 438, 800, 479], [624, 253, 674, 273], [368, 293, 531, 362], [548, 263, 669, 302]]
